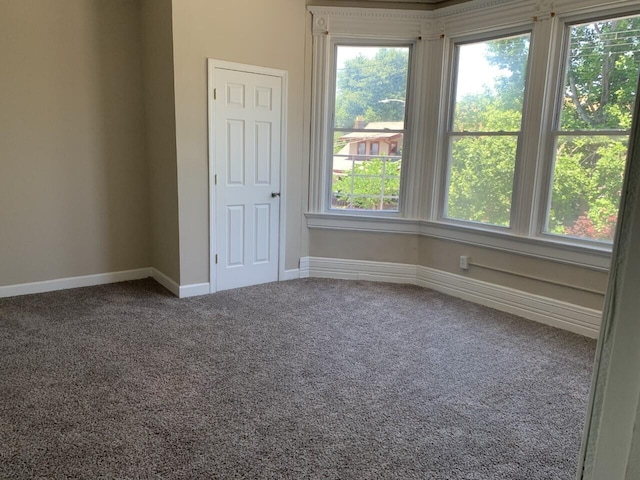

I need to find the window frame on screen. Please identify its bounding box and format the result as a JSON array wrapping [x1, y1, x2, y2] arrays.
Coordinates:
[[537, 12, 640, 247], [440, 29, 534, 232], [323, 37, 417, 217]]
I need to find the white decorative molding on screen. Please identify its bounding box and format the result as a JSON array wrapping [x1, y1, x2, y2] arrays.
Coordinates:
[[308, 6, 427, 38], [300, 257, 310, 279], [303, 256, 418, 283], [415, 264, 601, 338], [151, 269, 210, 298], [300, 256, 602, 338], [281, 269, 301, 281], [0, 268, 153, 299], [150, 268, 180, 297], [433, 0, 524, 19], [179, 282, 210, 298], [431, 0, 639, 20], [420, 19, 446, 41], [305, 213, 612, 271], [312, 13, 328, 35], [535, 0, 555, 16], [0, 267, 208, 300]]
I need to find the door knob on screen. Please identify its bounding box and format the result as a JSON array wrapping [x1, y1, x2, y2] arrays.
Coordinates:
[[271, 192, 281, 198]]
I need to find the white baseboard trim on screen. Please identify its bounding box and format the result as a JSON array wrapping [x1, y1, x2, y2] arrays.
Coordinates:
[[300, 258, 310, 278], [179, 282, 210, 298], [300, 256, 601, 338], [150, 268, 180, 297], [0, 268, 152, 299], [149, 269, 209, 298], [281, 268, 301, 281]]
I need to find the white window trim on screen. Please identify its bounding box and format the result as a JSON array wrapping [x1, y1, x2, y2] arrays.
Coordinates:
[[441, 28, 533, 231], [307, 0, 640, 271], [325, 38, 414, 216], [536, 9, 640, 244]]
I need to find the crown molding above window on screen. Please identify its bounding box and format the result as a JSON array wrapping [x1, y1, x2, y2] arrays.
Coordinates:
[[309, 0, 640, 37]]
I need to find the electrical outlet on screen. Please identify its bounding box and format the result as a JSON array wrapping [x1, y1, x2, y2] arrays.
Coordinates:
[[459, 255, 470, 270]]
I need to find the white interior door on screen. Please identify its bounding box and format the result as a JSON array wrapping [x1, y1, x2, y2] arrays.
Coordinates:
[[212, 67, 282, 291]]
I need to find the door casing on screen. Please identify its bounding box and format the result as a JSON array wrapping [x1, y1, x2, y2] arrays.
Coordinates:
[[207, 59, 288, 293]]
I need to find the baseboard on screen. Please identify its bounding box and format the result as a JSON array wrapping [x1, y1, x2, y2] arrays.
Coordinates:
[[300, 256, 601, 338], [300, 258, 310, 278], [0, 268, 152, 299], [179, 283, 210, 298], [415, 265, 601, 338], [149, 269, 210, 298], [281, 269, 301, 281], [150, 268, 180, 297], [302, 256, 417, 283]]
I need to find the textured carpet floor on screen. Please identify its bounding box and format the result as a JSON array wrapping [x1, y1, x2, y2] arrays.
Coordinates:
[[0, 278, 595, 479]]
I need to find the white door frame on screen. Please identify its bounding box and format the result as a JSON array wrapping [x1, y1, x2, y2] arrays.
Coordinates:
[[207, 59, 288, 293]]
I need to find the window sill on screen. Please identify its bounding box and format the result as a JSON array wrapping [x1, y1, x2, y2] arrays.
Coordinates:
[[305, 212, 612, 271]]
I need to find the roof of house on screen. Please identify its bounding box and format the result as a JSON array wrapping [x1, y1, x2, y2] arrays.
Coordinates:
[[339, 121, 404, 140]]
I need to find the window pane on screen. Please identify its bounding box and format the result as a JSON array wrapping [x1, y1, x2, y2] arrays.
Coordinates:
[[334, 46, 409, 129], [445, 135, 517, 227], [453, 34, 530, 132], [559, 15, 640, 131], [331, 156, 401, 211], [546, 135, 627, 241], [331, 131, 403, 211]]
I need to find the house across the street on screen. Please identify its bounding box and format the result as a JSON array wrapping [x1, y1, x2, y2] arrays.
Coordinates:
[[333, 120, 403, 172]]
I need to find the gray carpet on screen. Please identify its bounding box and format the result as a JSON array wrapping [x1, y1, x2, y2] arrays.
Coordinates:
[[0, 278, 595, 479]]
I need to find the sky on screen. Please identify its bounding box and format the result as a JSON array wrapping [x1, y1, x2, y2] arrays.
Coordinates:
[[336, 44, 503, 98]]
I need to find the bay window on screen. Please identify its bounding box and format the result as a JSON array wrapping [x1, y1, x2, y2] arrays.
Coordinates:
[[308, 1, 640, 267]]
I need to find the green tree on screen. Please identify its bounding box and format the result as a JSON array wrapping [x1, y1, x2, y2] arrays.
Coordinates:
[[331, 18, 640, 227], [484, 35, 530, 111], [335, 48, 409, 128], [450, 19, 640, 239], [447, 34, 529, 225], [547, 17, 640, 240]]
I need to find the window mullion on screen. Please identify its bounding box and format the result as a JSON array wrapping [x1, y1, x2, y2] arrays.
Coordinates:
[[513, 16, 558, 238]]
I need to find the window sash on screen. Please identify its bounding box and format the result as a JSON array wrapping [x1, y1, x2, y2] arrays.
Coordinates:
[[327, 42, 412, 213], [443, 32, 531, 229], [541, 14, 640, 244]]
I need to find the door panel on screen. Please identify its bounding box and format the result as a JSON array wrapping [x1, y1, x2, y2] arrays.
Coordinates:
[[255, 122, 272, 185], [254, 204, 271, 264], [226, 205, 245, 267], [227, 119, 245, 185], [214, 68, 281, 291]]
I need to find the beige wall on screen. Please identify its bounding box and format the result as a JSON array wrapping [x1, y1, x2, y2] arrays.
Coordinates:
[[140, 0, 180, 283], [310, 230, 419, 265], [171, 0, 310, 285], [0, 0, 149, 286], [308, 230, 608, 310], [418, 236, 607, 310]]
